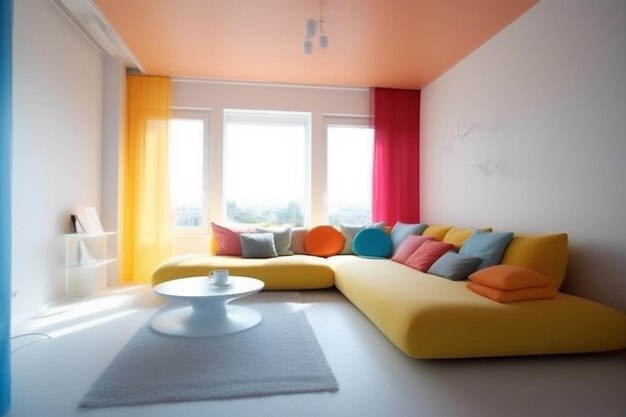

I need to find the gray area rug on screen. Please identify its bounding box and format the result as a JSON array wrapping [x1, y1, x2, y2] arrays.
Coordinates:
[[80, 292, 338, 408]]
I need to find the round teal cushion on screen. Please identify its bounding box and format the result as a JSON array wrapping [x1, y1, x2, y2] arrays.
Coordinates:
[[352, 228, 392, 258]]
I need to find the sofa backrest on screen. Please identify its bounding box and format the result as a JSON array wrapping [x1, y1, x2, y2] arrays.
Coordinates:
[[500, 233, 569, 289], [421, 225, 453, 241], [423, 225, 569, 289]]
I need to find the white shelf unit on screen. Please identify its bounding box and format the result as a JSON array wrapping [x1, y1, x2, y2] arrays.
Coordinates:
[[64, 232, 117, 296]]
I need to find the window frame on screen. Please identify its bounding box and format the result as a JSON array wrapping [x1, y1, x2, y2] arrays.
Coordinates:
[[222, 109, 312, 226], [323, 115, 374, 225], [169, 109, 211, 234]]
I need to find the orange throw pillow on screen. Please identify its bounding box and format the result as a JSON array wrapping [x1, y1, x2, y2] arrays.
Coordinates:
[[304, 225, 345, 257], [469, 265, 554, 290], [466, 282, 557, 303]]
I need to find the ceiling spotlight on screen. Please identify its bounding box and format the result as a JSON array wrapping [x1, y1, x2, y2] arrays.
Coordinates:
[[319, 33, 328, 49], [303, 0, 328, 54], [304, 39, 313, 54], [306, 19, 317, 39]]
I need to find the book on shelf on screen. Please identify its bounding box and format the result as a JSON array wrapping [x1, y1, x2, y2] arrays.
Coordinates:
[[73, 206, 103, 234]]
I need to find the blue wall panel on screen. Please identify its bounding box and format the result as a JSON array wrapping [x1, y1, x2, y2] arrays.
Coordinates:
[[0, 0, 13, 414]]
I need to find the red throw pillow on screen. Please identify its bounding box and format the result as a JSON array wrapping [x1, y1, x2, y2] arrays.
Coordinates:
[[304, 226, 345, 257], [404, 240, 454, 272]]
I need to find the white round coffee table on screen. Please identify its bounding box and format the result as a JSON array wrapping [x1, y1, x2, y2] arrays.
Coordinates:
[[151, 276, 265, 337]]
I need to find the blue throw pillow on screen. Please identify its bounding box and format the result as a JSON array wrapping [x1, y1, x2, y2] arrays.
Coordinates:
[[459, 230, 514, 270], [353, 228, 392, 259], [428, 251, 481, 281], [390, 222, 428, 254]]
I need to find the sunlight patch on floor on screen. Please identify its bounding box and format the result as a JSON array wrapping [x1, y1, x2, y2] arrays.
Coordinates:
[[11, 285, 148, 352], [47, 309, 137, 339]]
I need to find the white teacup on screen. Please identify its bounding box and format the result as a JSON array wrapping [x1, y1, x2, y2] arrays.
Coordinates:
[[209, 269, 230, 286]]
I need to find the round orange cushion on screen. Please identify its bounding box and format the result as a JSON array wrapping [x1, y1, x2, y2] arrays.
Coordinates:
[[304, 226, 345, 257]]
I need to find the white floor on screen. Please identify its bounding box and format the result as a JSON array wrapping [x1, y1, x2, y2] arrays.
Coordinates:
[[8, 285, 626, 417]]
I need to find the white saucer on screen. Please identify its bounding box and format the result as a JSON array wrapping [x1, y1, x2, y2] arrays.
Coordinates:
[[210, 282, 233, 288]]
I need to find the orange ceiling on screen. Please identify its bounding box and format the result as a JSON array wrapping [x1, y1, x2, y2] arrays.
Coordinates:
[[92, 0, 539, 89]]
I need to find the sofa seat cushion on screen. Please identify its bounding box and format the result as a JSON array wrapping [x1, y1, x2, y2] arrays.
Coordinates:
[[153, 254, 335, 290], [329, 256, 626, 359]]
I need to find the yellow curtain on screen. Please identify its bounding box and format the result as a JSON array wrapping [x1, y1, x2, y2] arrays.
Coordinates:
[[120, 74, 171, 283]]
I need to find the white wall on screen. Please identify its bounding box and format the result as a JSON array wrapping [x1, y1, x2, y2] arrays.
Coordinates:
[[420, 0, 626, 312], [12, 0, 103, 318], [171, 80, 370, 254], [101, 56, 125, 285]]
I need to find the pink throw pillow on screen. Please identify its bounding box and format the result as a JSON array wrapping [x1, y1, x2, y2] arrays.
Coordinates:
[[211, 222, 253, 256], [391, 235, 434, 264], [405, 240, 455, 272], [290, 227, 308, 254]]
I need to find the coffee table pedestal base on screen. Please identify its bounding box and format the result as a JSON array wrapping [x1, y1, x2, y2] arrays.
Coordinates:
[[151, 304, 261, 337]]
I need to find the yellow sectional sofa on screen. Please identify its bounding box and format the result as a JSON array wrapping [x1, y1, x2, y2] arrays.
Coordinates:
[[152, 228, 626, 359], [328, 255, 626, 358]]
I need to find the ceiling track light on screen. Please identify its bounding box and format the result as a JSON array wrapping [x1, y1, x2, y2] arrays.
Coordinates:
[[304, 0, 328, 54]]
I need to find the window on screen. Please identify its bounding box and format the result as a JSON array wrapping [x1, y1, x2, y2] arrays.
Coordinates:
[[169, 111, 209, 230], [326, 124, 374, 225], [223, 110, 310, 226]]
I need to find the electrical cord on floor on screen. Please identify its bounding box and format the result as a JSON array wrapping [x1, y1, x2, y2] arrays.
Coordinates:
[[10, 297, 86, 353], [29, 296, 88, 319], [10, 294, 101, 354], [11, 332, 53, 354]]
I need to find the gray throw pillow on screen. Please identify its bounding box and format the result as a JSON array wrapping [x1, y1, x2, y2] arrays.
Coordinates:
[[339, 224, 366, 254], [390, 222, 428, 254], [427, 251, 481, 281], [240, 233, 278, 258], [257, 227, 294, 256]]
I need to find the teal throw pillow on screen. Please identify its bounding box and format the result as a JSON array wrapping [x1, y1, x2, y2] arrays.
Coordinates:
[[427, 251, 481, 281], [339, 222, 386, 255], [353, 228, 392, 259], [459, 230, 514, 270]]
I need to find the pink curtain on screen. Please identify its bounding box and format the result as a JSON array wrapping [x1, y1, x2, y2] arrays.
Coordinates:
[[372, 88, 421, 224]]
